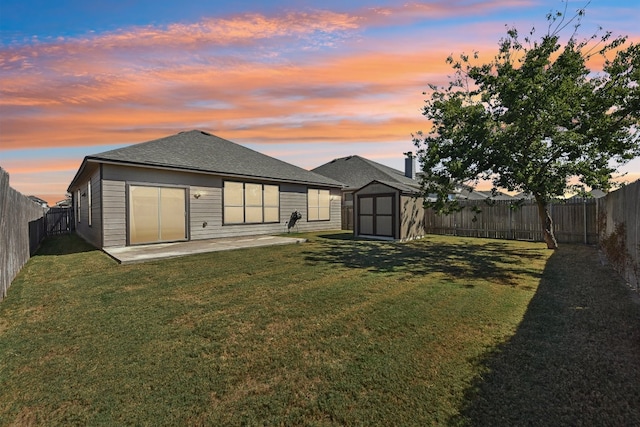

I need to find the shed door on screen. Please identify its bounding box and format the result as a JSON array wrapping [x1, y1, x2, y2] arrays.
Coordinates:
[[129, 186, 186, 245], [358, 194, 395, 238]]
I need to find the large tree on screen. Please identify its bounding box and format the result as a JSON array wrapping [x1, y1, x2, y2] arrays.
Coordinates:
[[413, 3, 640, 249]]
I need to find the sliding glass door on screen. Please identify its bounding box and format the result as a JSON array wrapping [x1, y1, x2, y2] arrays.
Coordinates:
[[129, 186, 186, 245]]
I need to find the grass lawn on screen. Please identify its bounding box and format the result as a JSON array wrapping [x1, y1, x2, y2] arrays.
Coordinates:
[[1, 232, 639, 425]]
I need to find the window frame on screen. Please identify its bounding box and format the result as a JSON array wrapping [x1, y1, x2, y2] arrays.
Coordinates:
[[127, 184, 188, 245], [76, 189, 81, 223], [223, 181, 280, 225], [307, 188, 331, 222], [87, 180, 92, 227]]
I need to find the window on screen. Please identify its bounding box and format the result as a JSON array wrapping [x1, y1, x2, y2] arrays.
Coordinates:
[[308, 189, 330, 221], [77, 189, 81, 223], [87, 180, 92, 226], [263, 184, 280, 222], [224, 181, 280, 224]]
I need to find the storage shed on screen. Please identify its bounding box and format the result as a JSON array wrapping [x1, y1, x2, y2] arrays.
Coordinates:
[[354, 180, 426, 241]]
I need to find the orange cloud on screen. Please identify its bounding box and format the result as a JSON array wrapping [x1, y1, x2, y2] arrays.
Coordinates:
[[0, 10, 360, 66], [2, 1, 638, 205], [1, 159, 80, 175]]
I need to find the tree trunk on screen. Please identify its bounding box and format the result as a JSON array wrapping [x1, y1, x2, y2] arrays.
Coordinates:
[[535, 196, 558, 249]]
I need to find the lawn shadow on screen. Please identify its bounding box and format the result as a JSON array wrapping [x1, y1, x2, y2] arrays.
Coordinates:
[[34, 233, 98, 256], [305, 233, 546, 286], [453, 246, 640, 425]]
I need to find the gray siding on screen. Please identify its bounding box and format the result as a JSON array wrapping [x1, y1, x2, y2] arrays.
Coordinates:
[[75, 168, 102, 248], [190, 184, 222, 240], [102, 180, 126, 247], [207, 185, 340, 239], [98, 164, 341, 247], [280, 185, 341, 233], [102, 164, 215, 187]]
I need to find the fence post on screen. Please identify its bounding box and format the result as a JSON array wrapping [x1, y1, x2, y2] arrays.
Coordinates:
[[509, 204, 513, 240]]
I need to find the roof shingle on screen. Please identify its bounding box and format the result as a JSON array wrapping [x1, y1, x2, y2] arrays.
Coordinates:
[[312, 155, 418, 191], [83, 130, 343, 187]]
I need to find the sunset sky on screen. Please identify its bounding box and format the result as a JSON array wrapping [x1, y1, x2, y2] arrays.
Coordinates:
[[2, 0, 639, 205]]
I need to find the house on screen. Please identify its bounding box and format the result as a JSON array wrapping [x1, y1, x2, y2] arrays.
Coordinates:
[[312, 153, 426, 241], [457, 188, 513, 201], [27, 195, 49, 208], [568, 189, 607, 200], [67, 130, 343, 248], [54, 198, 72, 208]]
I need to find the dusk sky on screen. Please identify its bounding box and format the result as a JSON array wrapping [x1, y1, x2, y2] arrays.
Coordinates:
[[2, 0, 639, 205]]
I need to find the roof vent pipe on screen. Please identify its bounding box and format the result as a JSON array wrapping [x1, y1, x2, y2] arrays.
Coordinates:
[[404, 152, 416, 179]]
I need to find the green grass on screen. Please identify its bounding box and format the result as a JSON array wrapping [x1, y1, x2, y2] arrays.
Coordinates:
[[1, 232, 639, 426]]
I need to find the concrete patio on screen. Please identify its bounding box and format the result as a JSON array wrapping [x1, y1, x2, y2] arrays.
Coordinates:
[[103, 235, 307, 264]]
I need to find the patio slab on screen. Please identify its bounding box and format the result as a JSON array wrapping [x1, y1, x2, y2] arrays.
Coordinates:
[[103, 235, 307, 264]]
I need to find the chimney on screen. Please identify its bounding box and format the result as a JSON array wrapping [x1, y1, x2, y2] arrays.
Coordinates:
[[404, 152, 416, 179]]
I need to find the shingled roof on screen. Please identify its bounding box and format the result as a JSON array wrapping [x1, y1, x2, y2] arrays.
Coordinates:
[[312, 155, 419, 192], [70, 130, 343, 188]]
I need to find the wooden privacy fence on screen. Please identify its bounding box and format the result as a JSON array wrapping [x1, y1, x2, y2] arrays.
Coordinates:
[[0, 167, 47, 300], [46, 207, 74, 236], [342, 206, 354, 230], [597, 180, 639, 289], [424, 181, 639, 289], [424, 198, 598, 244]]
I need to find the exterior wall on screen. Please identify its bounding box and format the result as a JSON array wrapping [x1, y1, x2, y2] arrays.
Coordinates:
[[99, 164, 341, 247], [189, 184, 221, 241], [280, 185, 341, 234], [400, 194, 426, 240], [73, 166, 102, 248], [102, 180, 126, 247]]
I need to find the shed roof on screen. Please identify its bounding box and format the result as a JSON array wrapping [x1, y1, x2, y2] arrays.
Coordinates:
[[68, 130, 343, 190], [355, 180, 420, 195], [312, 155, 419, 191]]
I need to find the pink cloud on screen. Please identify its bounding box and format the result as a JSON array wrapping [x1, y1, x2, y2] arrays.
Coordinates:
[[0, 10, 360, 72], [2, 1, 638, 203]]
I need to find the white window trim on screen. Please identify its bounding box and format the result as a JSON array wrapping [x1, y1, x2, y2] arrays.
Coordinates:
[[77, 189, 81, 223], [87, 180, 92, 226]]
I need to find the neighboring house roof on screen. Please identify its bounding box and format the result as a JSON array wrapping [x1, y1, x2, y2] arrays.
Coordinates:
[[473, 190, 513, 200], [68, 130, 343, 190], [312, 155, 419, 192], [454, 188, 488, 201], [568, 189, 607, 199], [451, 185, 514, 201], [28, 195, 49, 207], [513, 192, 534, 199], [55, 199, 72, 208]]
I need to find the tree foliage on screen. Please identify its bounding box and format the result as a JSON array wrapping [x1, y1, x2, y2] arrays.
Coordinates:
[[413, 2, 640, 248]]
